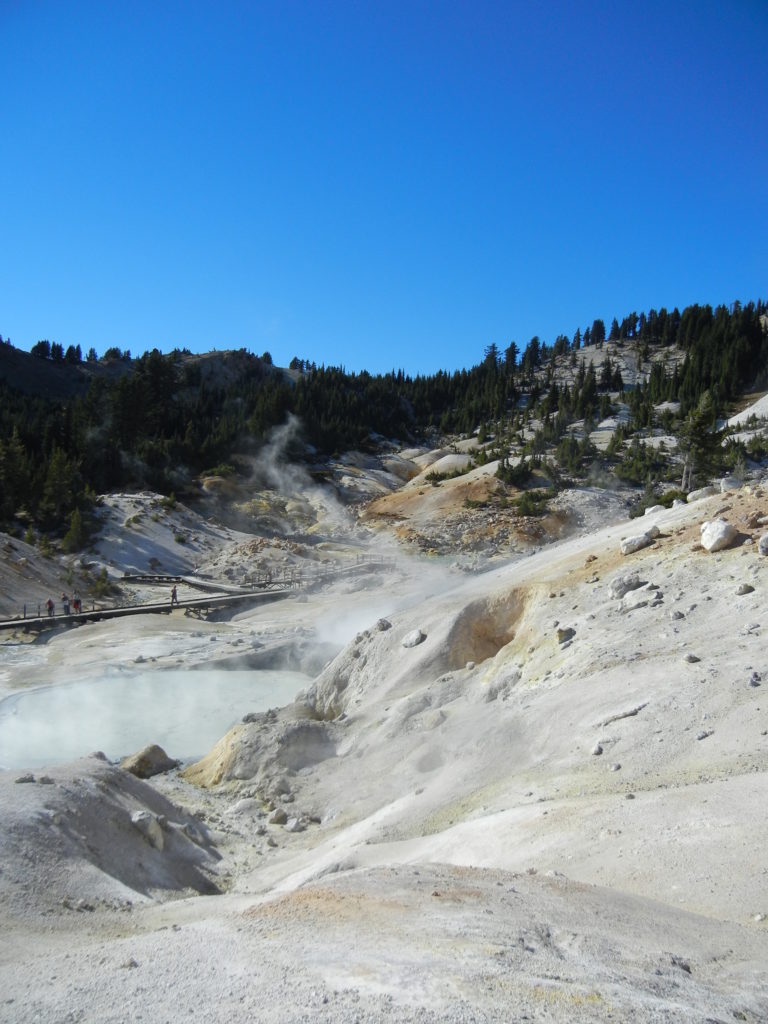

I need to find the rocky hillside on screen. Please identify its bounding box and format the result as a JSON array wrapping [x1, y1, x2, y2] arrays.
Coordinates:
[[2, 405, 768, 1021]]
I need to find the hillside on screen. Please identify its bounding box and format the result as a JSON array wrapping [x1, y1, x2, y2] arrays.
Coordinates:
[[2, 301, 767, 544], [2, 424, 768, 1019]]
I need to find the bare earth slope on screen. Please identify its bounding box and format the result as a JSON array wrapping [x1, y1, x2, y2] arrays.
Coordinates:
[[1, 476, 768, 1021]]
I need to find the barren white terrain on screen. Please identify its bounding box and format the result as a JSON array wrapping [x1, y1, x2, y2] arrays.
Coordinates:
[[1, 440, 768, 1022]]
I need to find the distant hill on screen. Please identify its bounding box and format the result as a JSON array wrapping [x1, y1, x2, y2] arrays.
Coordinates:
[[0, 300, 766, 537]]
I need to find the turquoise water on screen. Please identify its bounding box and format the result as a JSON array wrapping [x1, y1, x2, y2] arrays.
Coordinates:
[[0, 669, 309, 770]]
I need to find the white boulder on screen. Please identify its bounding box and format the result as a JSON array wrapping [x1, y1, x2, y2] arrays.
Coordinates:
[[700, 519, 738, 553], [609, 572, 644, 599], [402, 629, 426, 649], [621, 532, 655, 555], [687, 485, 717, 503], [720, 476, 742, 493], [758, 534, 768, 556]]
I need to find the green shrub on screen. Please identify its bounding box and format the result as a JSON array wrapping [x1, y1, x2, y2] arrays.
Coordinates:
[[516, 489, 550, 517]]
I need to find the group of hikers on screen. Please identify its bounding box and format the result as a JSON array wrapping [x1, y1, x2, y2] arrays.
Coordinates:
[[38, 584, 180, 619], [44, 592, 82, 617]]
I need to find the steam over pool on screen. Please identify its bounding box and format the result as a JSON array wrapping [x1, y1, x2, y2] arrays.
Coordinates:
[[0, 669, 309, 769]]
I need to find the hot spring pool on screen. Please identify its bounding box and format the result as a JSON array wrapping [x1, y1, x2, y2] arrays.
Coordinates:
[[0, 669, 310, 770]]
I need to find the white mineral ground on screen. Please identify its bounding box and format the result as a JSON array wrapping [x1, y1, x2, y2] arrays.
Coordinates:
[[1, 432, 768, 1022]]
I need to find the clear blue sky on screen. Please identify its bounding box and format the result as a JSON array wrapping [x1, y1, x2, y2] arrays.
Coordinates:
[[1, 1, 766, 375]]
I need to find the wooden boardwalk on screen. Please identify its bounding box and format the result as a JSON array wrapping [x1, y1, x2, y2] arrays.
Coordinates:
[[0, 557, 394, 634]]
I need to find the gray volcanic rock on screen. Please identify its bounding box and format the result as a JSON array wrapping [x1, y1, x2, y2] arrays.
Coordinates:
[[121, 744, 180, 779]]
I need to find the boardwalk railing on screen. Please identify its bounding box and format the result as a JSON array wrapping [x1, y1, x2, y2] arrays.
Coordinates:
[[0, 556, 396, 633]]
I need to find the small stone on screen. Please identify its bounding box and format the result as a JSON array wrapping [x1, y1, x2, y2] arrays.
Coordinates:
[[131, 810, 164, 850], [671, 956, 692, 974], [697, 729, 714, 741], [268, 808, 288, 825], [284, 817, 306, 833], [402, 629, 426, 649], [759, 534, 768, 556], [610, 572, 643, 599], [14, 774, 35, 784], [376, 618, 392, 631], [37, 776, 55, 785], [556, 626, 576, 644], [592, 743, 603, 756], [669, 610, 684, 620], [466, 661, 475, 670], [736, 583, 755, 595], [610, 763, 621, 771], [749, 672, 761, 687], [683, 653, 701, 663], [625, 793, 635, 800]]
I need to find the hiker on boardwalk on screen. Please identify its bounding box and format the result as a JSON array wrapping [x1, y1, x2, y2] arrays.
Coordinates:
[[46, 598, 54, 616], [61, 593, 70, 615], [73, 592, 81, 613], [170, 585, 178, 606]]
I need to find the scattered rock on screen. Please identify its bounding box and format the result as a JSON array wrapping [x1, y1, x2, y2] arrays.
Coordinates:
[[700, 518, 738, 553], [121, 744, 180, 779], [669, 610, 684, 620], [375, 618, 392, 631], [759, 534, 768, 556], [720, 476, 742, 493], [14, 774, 35, 784], [696, 729, 714, 741], [130, 810, 165, 850], [556, 626, 576, 644], [592, 743, 603, 756], [736, 583, 755, 595], [284, 817, 306, 833], [402, 629, 426, 649], [609, 572, 644, 599], [610, 763, 621, 771], [224, 798, 262, 817], [621, 532, 655, 556], [268, 808, 288, 825], [644, 504, 665, 515], [671, 955, 692, 974], [683, 653, 701, 663], [749, 672, 761, 687]]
